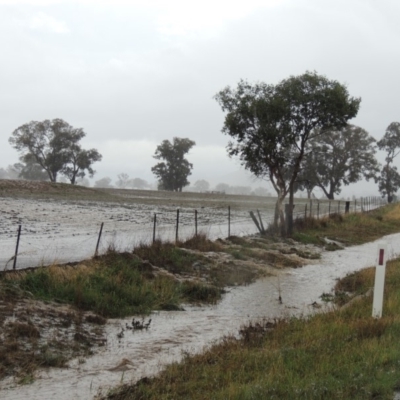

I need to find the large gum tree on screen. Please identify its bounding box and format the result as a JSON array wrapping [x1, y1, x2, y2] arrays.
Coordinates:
[[9, 119, 102, 183], [215, 71, 360, 235]]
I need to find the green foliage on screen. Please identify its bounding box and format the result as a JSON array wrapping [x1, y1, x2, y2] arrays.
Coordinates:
[[377, 122, 400, 202], [151, 137, 196, 192], [297, 125, 379, 199], [214, 71, 360, 232], [14, 252, 216, 317], [9, 119, 102, 183], [293, 203, 400, 245], [378, 165, 400, 203]]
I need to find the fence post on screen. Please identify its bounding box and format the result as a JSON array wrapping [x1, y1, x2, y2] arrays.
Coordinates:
[[175, 209, 180, 243], [304, 203, 308, 220], [195, 209, 198, 237], [228, 206, 231, 237], [13, 224, 22, 270], [257, 209, 265, 233], [317, 201, 320, 219], [338, 201, 340, 214], [345, 201, 350, 214], [153, 213, 157, 243], [354, 199, 357, 213], [94, 222, 104, 257], [328, 201, 331, 216], [309, 200, 312, 218]]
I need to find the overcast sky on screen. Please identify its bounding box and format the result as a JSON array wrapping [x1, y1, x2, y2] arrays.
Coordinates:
[[1, 0, 399, 196]]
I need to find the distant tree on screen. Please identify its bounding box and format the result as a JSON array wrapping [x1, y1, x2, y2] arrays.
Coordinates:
[[94, 177, 113, 188], [377, 165, 400, 203], [193, 179, 210, 192], [297, 125, 379, 199], [5, 164, 21, 179], [116, 173, 130, 188], [215, 71, 360, 234], [377, 122, 400, 202], [62, 147, 102, 184], [229, 186, 252, 195], [127, 177, 150, 189], [9, 119, 102, 183], [16, 154, 49, 181], [252, 187, 270, 197], [151, 137, 195, 191], [76, 177, 91, 187], [214, 183, 230, 193]]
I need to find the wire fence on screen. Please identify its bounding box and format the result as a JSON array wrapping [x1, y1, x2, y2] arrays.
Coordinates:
[[0, 196, 387, 271]]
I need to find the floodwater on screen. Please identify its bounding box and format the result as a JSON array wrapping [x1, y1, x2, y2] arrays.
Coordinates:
[[0, 197, 256, 270], [1, 232, 399, 399]]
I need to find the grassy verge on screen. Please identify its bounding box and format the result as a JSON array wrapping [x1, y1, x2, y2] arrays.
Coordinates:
[[104, 258, 400, 400], [292, 203, 400, 246], [101, 203, 400, 399], [2, 249, 223, 319]]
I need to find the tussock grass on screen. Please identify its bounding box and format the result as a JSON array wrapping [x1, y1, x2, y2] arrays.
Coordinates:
[[105, 259, 400, 400], [177, 233, 223, 252], [133, 240, 204, 275], [3, 250, 222, 318], [293, 203, 400, 246]]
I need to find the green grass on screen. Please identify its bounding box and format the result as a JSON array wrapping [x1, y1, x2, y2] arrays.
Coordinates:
[[4, 250, 222, 318], [292, 204, 400, 246], [104, 259, 400, 400]]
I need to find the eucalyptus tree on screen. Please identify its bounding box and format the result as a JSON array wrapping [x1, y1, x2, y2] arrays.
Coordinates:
[[215, 71, 360, 234], [152, 137, 195, 192], [377, 122, 400, 202], [297, 125, 379, 199], [9, 119, 102, 183]]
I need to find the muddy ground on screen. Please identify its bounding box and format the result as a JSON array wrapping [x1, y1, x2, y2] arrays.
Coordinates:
[[0, 180, 323, 391]]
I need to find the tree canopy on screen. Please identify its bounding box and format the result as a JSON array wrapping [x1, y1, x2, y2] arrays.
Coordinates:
[[297, 125, 378, 199], [377, 122, 400, 202], [193, 179, 210, 192], [215, 71, 361, 233], [9, 119, 102, 183], [151, 137, 195, 192]]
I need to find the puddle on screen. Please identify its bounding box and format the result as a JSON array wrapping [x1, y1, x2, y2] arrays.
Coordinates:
[[1, 232, 399, 399]]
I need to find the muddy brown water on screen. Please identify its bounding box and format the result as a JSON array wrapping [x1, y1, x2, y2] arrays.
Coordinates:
[[1, 233, 399, 399]]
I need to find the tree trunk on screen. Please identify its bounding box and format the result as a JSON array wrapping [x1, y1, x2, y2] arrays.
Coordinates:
[[273, 194, 285, 234]]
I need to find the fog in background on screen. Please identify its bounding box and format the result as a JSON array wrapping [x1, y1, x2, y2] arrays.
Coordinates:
[[1, 0, 399, 197]]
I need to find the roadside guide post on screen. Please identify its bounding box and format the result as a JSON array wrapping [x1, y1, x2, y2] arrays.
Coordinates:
[[372, 242, 387, 318]]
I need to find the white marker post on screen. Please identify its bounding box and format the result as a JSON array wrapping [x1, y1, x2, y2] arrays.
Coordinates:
[[372, 242, 387, 318]]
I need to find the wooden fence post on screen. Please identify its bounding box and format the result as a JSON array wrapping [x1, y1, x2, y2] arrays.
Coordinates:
[[257, 209, 265, 233], [13, 224, 22, 270], [228, 206, 231, 237], [175, 209, 180, 242], [153, 213, 157, 243], [94, 222, 104, 257], [195, 209, 198, 236]]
